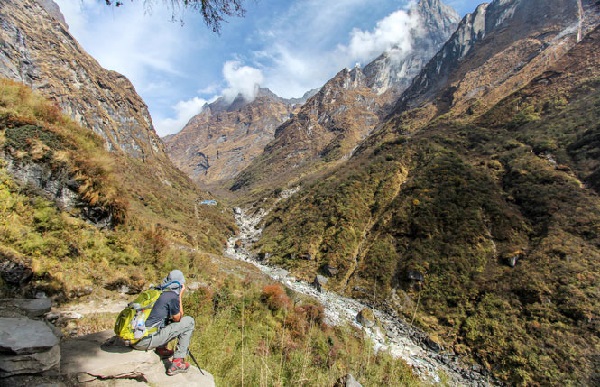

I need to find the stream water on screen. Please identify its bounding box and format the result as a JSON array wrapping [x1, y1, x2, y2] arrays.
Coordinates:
[[224, 205, 494, 386]]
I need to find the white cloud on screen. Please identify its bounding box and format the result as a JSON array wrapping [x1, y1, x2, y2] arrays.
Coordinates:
[[56, 2, 182, 78], [154, 97, 210, 137], [222, 61, 264, 102], [258, 45, 337, 98], [342, 9, 421, 64], [253, 3, 422, 98], [198, 83, 220, 95]]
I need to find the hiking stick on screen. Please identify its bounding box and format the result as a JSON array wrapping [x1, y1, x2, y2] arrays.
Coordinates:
[[188, 350, 205, 375]]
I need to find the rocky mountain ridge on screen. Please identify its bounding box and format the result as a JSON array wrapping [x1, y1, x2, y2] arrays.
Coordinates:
[[394, 0, 599, 118], [164, 88, 315, 189], [0, 0, 164, 162], [229, 0, 460, 195]]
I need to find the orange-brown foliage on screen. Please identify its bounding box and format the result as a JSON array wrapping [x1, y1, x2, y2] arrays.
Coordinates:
[[260, 283, 291, 311]]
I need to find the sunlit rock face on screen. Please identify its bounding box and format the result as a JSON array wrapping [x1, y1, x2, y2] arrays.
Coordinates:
[[164, 88, 313, 188], [395, 0, 600, 116], [0, 0, 166, 161], [229, 0, 460, 192]]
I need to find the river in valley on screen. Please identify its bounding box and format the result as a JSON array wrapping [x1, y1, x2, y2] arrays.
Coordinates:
[[224, 205, 494, 386]]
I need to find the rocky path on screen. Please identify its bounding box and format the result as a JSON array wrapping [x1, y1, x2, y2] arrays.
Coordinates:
[[225, 206, 495, 386]]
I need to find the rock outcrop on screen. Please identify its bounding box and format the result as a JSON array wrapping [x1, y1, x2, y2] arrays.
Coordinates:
[[0, 0, 165, 161], [363, 0, 459, 102], [0, 318, 60, 378], [61, 330, 215, 387], [0, 298, 59, 379]]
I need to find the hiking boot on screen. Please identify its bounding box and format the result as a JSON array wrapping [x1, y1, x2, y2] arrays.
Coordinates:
[[167, 358, 190, 376], [155, 346, 174, 359]]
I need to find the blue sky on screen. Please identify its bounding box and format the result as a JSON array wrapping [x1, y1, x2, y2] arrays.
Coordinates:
[[54, 0, 484, 136]]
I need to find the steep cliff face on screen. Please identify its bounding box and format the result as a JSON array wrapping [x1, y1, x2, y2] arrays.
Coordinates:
[[231, 0, 460, 194], [0, 0, 164, 161], [395, 0, 600, 117], [0, 0, 234, 254], [363, 0, 459, 100], [165, 88, 313, 188]]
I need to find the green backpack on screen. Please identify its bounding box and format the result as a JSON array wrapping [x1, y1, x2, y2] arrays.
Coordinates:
[[114, 288, 162, 345]]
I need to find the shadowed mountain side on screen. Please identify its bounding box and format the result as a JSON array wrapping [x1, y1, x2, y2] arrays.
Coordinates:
[[254, 17, 600, 385]]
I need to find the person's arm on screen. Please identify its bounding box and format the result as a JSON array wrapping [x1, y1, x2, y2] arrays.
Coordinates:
[[171, 284, 185, 322]]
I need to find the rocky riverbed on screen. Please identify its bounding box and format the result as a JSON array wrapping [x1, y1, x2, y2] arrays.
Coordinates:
[[225, 205, 496, 386]]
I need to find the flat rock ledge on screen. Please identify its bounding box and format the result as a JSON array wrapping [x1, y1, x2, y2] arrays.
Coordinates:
[[0, 317, 60, 378], [0, 296, 215, 386], [0, 298, 52, 318], [61, 330, 215, 386]]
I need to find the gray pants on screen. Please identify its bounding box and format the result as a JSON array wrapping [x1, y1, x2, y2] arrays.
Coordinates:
[[133, 316, 195, 359]]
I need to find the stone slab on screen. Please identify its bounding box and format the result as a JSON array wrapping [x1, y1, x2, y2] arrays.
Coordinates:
[[0, 298, 52, 319], [61, 330, 215, 386], [0, 344, 60, 378], [7, 298, 52, 318], [0, 318, 59, 354]]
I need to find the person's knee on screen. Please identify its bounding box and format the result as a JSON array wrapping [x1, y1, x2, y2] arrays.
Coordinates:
[[181, 315, 195, 330]]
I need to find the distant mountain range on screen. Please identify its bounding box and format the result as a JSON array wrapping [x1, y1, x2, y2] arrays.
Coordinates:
[[164, 87, 316, 192]]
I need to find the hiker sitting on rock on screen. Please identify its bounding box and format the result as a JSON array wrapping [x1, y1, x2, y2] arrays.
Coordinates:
[[133, 269, 195, 375]]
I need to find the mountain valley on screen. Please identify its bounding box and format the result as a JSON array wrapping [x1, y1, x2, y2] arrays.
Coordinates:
[[1, 0, 599, 385]]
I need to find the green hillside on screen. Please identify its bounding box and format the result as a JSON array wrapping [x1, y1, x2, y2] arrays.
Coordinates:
[[254, 29, 600, 385]]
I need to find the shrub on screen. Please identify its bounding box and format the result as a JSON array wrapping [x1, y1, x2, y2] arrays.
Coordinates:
[[261, 283, 291, 311]]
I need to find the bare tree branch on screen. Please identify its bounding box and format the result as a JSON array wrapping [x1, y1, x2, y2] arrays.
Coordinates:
[[104, 0, 247, 33]]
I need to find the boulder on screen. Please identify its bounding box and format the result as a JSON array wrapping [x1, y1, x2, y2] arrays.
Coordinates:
[[0, 298, 52, 318], [312, 275, 328, 293], [334, 373, 362, 387], [424, 336, 443, 353], [356, 308, 376, 328], [258, 252, 271, 261], [61, 330, 215, 386], [0, 318, 60, 377]]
